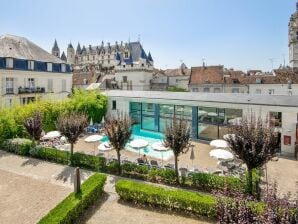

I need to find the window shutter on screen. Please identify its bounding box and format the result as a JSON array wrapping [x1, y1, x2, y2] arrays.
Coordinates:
[[13, 77, 18, 94], [1, 77, 5, 95]]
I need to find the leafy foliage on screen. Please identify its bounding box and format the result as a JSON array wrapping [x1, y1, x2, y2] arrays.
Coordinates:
[[56, 112, 88, 164], [38, 173, 107, 224], [226, 114, 279, 194], [167, 86, 188, 92], [164, 116, 191, 182], [23, 111, 43, 145], [104, 113, 132, 174]]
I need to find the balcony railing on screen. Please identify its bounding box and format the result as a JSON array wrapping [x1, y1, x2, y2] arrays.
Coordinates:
[[18, 86, 45, 94]]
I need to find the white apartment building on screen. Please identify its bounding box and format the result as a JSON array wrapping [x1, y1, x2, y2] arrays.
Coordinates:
[[0, 34, 72, 107]]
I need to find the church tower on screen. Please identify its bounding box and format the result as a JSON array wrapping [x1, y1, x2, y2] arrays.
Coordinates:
[[67, 42, 75, 65], [52, 39, 60, 58], [289, 1, 298, 68]]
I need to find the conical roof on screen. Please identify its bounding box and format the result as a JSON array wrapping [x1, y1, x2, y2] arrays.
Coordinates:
[[0, 34, 64, 63]]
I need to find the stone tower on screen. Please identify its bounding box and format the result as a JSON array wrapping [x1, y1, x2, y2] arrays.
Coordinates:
[[52, 39, 60, 58], [289, 1, 298, 68], [67, 42, 75, 65]]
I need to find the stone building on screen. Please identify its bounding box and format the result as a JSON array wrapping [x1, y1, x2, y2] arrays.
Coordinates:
[[0, 34, 72, 107], [289, 1, 298, 68], [60, 40, 154, 90]]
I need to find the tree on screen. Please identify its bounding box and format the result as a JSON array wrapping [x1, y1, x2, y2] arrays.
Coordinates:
[[226, 114, 279, 195], [164, 116, 191, 183], [56, 112, 88, 165], [104, 113, 132, 174], [23, 111, 43, 146]]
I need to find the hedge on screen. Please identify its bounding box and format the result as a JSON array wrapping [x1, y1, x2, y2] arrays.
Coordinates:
[[38, 173, 107, 224], [115, 179, 217, 218]]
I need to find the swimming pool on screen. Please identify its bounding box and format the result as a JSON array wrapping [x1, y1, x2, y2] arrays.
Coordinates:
[[101, 125, 174, 160]]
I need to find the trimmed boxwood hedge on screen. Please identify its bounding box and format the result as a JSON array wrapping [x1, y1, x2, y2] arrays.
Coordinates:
[[115, 179, 217, 218], [38, 173, 107, 224]]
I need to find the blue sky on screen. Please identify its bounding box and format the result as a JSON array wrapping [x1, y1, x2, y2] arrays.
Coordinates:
[[0, 0, 295, 71]]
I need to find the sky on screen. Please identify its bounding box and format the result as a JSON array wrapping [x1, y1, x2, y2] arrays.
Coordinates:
[[0, 0, 295, 71]]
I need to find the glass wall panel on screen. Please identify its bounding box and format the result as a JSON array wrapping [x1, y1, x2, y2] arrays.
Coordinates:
[[225, 108, 243, 125], [142, 103, 154, 116], [129, 102, 141, 124], [175, 105, 192, 121], [141, 103, 158, 131], [198, 123, 218, 140], [198, 107, 218, 124], [159, 104, 174, 118]]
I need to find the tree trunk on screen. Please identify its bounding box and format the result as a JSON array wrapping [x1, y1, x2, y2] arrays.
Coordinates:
[[70, 143, 74, 166], [247, 168, 253, 195], [116, 149, 121, 174], [174, 155, 179, 184]]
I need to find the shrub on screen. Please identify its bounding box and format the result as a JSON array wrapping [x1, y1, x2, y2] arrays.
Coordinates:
[[115, 179, 217, 218], [148, 168, 177, 185], [30, 146, 69, 165], [72, 152, 106, 171], [38, 173, 107, 224], [2, 138, 32, 156], [187, 172, 245, 193]]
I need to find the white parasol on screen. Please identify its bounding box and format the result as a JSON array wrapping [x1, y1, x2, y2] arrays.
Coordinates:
[[85, 135, 104, 155], [210, 139, 229, 148], [98, 142, 113, 157], [43, 131, 61, 139], [209, 149, 234, 160], [129, 139, 149, 157], [152, 141, 170, 166]]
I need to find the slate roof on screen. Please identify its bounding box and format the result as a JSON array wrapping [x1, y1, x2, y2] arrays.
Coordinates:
[[0, 34, 65, 63]]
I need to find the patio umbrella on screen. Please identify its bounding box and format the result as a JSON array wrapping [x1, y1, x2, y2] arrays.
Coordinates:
[[209, 149, 234, 160], [210, 139, 229, 148], [129, 139, 149, 157], [152, 141, 170, 166], [198, 110, 207, 116], [228, 117, 242, 125], [190, 146, 195, 168], [207, 112, 218, 117], [89, 117, 93, 126], [85, 134, 104, 155], [98, 142, 113, 158], [43, 131, 61, 139]]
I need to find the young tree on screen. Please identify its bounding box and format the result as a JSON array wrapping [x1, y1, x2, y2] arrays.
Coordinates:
[[226, 114, 279, 195], [56, 112, 88, 165], [104, 113, 132, 174], [164, 116, 191, 183], [23, 111, 43, 146]]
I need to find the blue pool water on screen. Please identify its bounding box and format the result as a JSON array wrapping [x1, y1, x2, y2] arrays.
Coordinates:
[[101, 125, 174, 160]]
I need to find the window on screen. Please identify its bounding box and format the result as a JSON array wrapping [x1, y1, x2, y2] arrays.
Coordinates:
[[47, 63, 52, 72], [125, 52, 128, 58], [61, 79, 66, 91], [123, 65, 126, 68], [232, 88, 239, 93], [192, 88, 198, 92], [47, 79, 53, 92], [93, 56, 95, 60], [123, 76, 127, 82], [28, 61, 34, 70], [6, 58, 13, 68], [5, 78, 14, 94], [255, 89, 261, 94], [112, 100, 116, 110], [268, 89, 274, 95], [269, 112, 282, 127], [214, 88, 221, 93], [284, 135, 291, 145], [108, 60, 110, 64], [61, 64, 66, 72], [203, 87, 210, 93], [28, 78, 35, 88], [83, 79, 88, 85]]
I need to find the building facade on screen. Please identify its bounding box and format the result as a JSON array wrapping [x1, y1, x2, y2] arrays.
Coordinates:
[[106, 90, 298, 157], [0, 35, 72, 107], [289, 1, 298, 68]]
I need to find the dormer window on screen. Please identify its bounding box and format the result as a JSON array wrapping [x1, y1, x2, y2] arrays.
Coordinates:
[[47, 63, 52, 72], [6, 58, 13, 68], [124, 52, 128, 58], [61, 64, 66, 72], [28, 61, 34, 70]]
